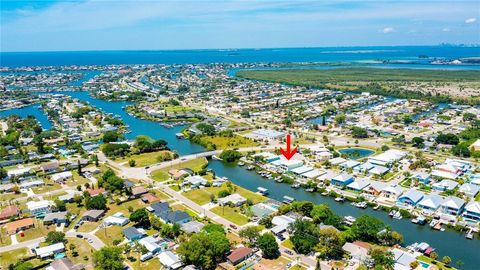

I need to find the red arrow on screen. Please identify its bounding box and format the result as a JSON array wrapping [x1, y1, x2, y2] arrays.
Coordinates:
[[280, 134, 297, 160]]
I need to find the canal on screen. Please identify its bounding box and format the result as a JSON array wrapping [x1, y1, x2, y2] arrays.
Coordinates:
[[1, 90, 478, 269]]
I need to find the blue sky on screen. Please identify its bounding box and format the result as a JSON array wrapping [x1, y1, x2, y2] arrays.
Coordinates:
[[1, 0, 479, 52]]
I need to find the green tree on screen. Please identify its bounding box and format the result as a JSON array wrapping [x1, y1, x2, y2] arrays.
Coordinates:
[[316, 228, 345, 260], [54, 199, 66, 211], [93, 246, 124, 270], [452, 142, 471, 157], [196, 123, 216, 136], [0, 167, 7, 180], [10, 261, 33, 270], [442, 256, 452, 266], [288, 219, 319, 254], [369, 247, 394, 270], [129, 208, 150, 227], [435, 133, 459, 145], [351, 215, 384, 242], [102, 131, 120, 143], [45, 231, 66, 244], [351, 127, 368, 138], [310, 204, 341, 227], [334, 114, 346, 125], [177, 231, 230, 270], [86, 194, 107, 210], [258, 233, 279, 259], [411, 137, 425, 148], [128, 159, 136, 167], [219, 150, 242, 162], [239, 226, 261, 247]]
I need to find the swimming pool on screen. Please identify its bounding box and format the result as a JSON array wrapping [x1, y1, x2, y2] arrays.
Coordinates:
[[419, 261, 430, 268]]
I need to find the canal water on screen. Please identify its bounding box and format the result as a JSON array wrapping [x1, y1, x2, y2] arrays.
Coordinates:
[[0, 104, 52, 130], [1, 91, 479, 268]]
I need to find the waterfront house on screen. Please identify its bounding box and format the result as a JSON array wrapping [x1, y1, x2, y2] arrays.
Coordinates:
[[123, 227, 145, 241], [26, 200, 52, 217], [440, 196, 465, 216], [81, 210, 105, 222], [272, 158, 304, 171], [346, 179, 370, 192], [380, 185, 403, 200], [183, 175, 207, 187], [300, 169, 325, 179], [254, 152, 280, 163], [290, 166, 314, 176], [417, 194, 443, 212], [331, 173, 354, 187], [34, 243, 65, 259], [392, 248, 417, 270], [463, 201, 480, 222], [43, 212, 68, 225], [458, 183, 479, 198], [0, 205, 20, 220], [4, 218, 35, 234], [363, 182, 386, 196], [412, 172, 431, 184], [397, 190, 424, 206], [432, 179, 458, 192], [227, 247, 254, 265], [218, 194, 247, 206]]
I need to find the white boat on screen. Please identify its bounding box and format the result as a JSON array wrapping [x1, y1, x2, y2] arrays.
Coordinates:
[[257, 187, 268, 195], [212, 155, 222, 161], [321, 192, 329, 196], [466, 228, 474, 240], [291, 183, 300, 188], [355, 202, 367, 209], [306, 188, 314, 192], [238, 162, 245, 166], [393, 211, 402, 220], [335, 197, 345, 202], [344, 216, 356, 225], [283, 196, 295, 204]]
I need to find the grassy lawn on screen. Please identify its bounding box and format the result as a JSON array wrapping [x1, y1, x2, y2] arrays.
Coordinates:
[[0, 228, 12, 246], [106, 198, 144, 216], [31, 182, 62, 195], [77, 221, 100, 233], [0, 192, 27, 202], [129, 252, 163, 269], [67, 238, 94, 266], [282, 239, 294, 250], [417, 255, 456, 270], [151, 157, 208, 182], [17, 222, 55, 242], [0, 248, 41, 269], [258, 256, 291, 270], [118, 150, 173, 167], [67, 170, 90, 186], [196, 134, 258, 149], [211, 206, 249, 225], [183, 182, 266, 206], [95, 225, 124, 246]]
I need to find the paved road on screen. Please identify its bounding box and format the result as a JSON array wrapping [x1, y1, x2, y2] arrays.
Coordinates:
[[66, 230, 105, 250], [0, 237, 44, 254]]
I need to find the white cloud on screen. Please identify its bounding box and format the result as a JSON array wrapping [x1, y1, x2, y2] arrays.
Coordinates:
[[442, 27, 450, 32], [465, 17, 476, 23], [382, 27, 395, 33]]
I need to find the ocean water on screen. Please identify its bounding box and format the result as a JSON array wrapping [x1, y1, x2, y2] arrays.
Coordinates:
[[1, 46, 479, 67]]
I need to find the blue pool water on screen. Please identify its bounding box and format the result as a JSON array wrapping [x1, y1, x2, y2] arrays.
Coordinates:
[[338, 147, 375, 159]]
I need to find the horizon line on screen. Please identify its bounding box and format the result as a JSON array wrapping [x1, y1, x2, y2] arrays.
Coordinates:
[[1, 43, 479, 54]]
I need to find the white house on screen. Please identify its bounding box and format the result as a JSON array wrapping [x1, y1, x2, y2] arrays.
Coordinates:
[[34, 243, 65, 259], [26, 200, 53, 216], [103, 213, 129, 226], [440, 196, 465, 216], [459, 183, 480, 198], [463, 201, 480, 222], [183, 175, 207, 187], [51, 171, 73, 183], [417, 194, 443, 213], [218, 194, 247, 206], [158, 251, 183, 270]]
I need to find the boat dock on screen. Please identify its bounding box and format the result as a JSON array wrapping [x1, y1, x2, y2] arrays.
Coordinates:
[[283, 196, 295, 204]]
